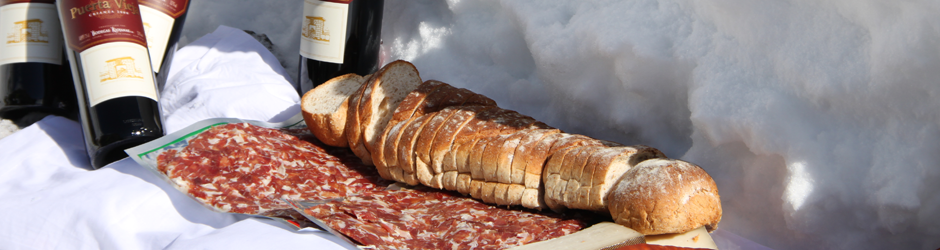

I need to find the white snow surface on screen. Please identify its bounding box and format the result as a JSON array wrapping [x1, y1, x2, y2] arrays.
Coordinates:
[[179, 0, 940, 249]]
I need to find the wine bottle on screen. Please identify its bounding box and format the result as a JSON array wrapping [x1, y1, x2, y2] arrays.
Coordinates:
[[0, 0, 77, 127], [138, 0, 189, 91], [57, 0, 165, 169], [298, 0, 384, 93]]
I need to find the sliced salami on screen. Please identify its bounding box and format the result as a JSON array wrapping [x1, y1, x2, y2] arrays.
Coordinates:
[[157, 123, 391, 215], [303, 187, 589, 250]]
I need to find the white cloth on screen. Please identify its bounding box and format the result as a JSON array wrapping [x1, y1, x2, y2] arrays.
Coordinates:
[[0, 25, 350, 250], [161, 25, 300, 134]]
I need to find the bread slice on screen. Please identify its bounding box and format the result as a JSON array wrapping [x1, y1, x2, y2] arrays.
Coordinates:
[[563, 145, 602, 210], [395, 111, 437, 185], [541, 134, 601, 212], [506, 184, 526, 206], [583, 145, 665, 212], [384, 114, 420, 184], [607, 158, 722, 235], [372, 80, 446, 180], [456, 173, 473, 195], [413, 108, 460, 187], [381, 82, 453, 180], [469, 179, 485, 200], [542, 145, 577, 212], [343, 74, 373, 165], [482, 133, 510, 182], [520, 187, 545, 209], [468, 135, 494, 180], [493, 182, 511, 205], [301, 73, 366, 147], [435, 105, 495, 175], [435, 105, 495, 191], [510, 129, 560, 187], [440, 171, 459, 191], [451, 108, 507, 175], [523, 132, 569, 189], [355, 60, 423, 165], [479, 181, 499, 204], [495, 132, 525, 184], [553, 145, 591, 211]]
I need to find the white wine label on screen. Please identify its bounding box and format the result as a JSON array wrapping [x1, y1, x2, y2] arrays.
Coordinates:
[[0, 2, 63, 65], [79, 42, 158, 106], [299, 0, 349, 64], [138, 5, 174, 73]]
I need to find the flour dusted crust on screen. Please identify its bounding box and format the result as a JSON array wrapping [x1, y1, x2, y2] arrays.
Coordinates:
[[607, 159, 722, 235]]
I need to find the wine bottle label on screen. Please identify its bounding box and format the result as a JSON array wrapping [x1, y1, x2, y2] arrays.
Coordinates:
[[138, 0, 187, 73], [299, 0, 350, 64], [0, 0, 63, 65], [58, 0, 158, 106]]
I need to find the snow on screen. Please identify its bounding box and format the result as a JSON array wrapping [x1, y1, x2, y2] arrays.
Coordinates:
[[0, 0, 931, 249], [0, 119, 16, 139]]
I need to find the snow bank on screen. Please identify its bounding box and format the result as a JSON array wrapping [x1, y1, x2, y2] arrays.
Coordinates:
[[382, 1, 940, 249], [181, 0, 940, 249]]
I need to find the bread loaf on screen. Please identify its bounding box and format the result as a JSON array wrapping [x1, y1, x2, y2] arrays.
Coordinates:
[[301, 73, 367, 147], [303, 61, 722, 236], [607, 159, 722, 235]]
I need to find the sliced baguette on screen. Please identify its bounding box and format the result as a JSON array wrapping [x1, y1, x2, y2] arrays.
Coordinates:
[[301, 73, 366, 147]]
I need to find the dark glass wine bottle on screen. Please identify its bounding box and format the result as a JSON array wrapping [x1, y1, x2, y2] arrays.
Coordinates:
[[0, 0, 78, 127], [57, 0, 165, 169], [298, 0, 384, 93], [138, 0, 189, 91]]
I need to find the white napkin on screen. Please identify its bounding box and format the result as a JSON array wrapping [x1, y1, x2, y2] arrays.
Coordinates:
[[0, 25, 350, 250], [160, 25, 301, 133]]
